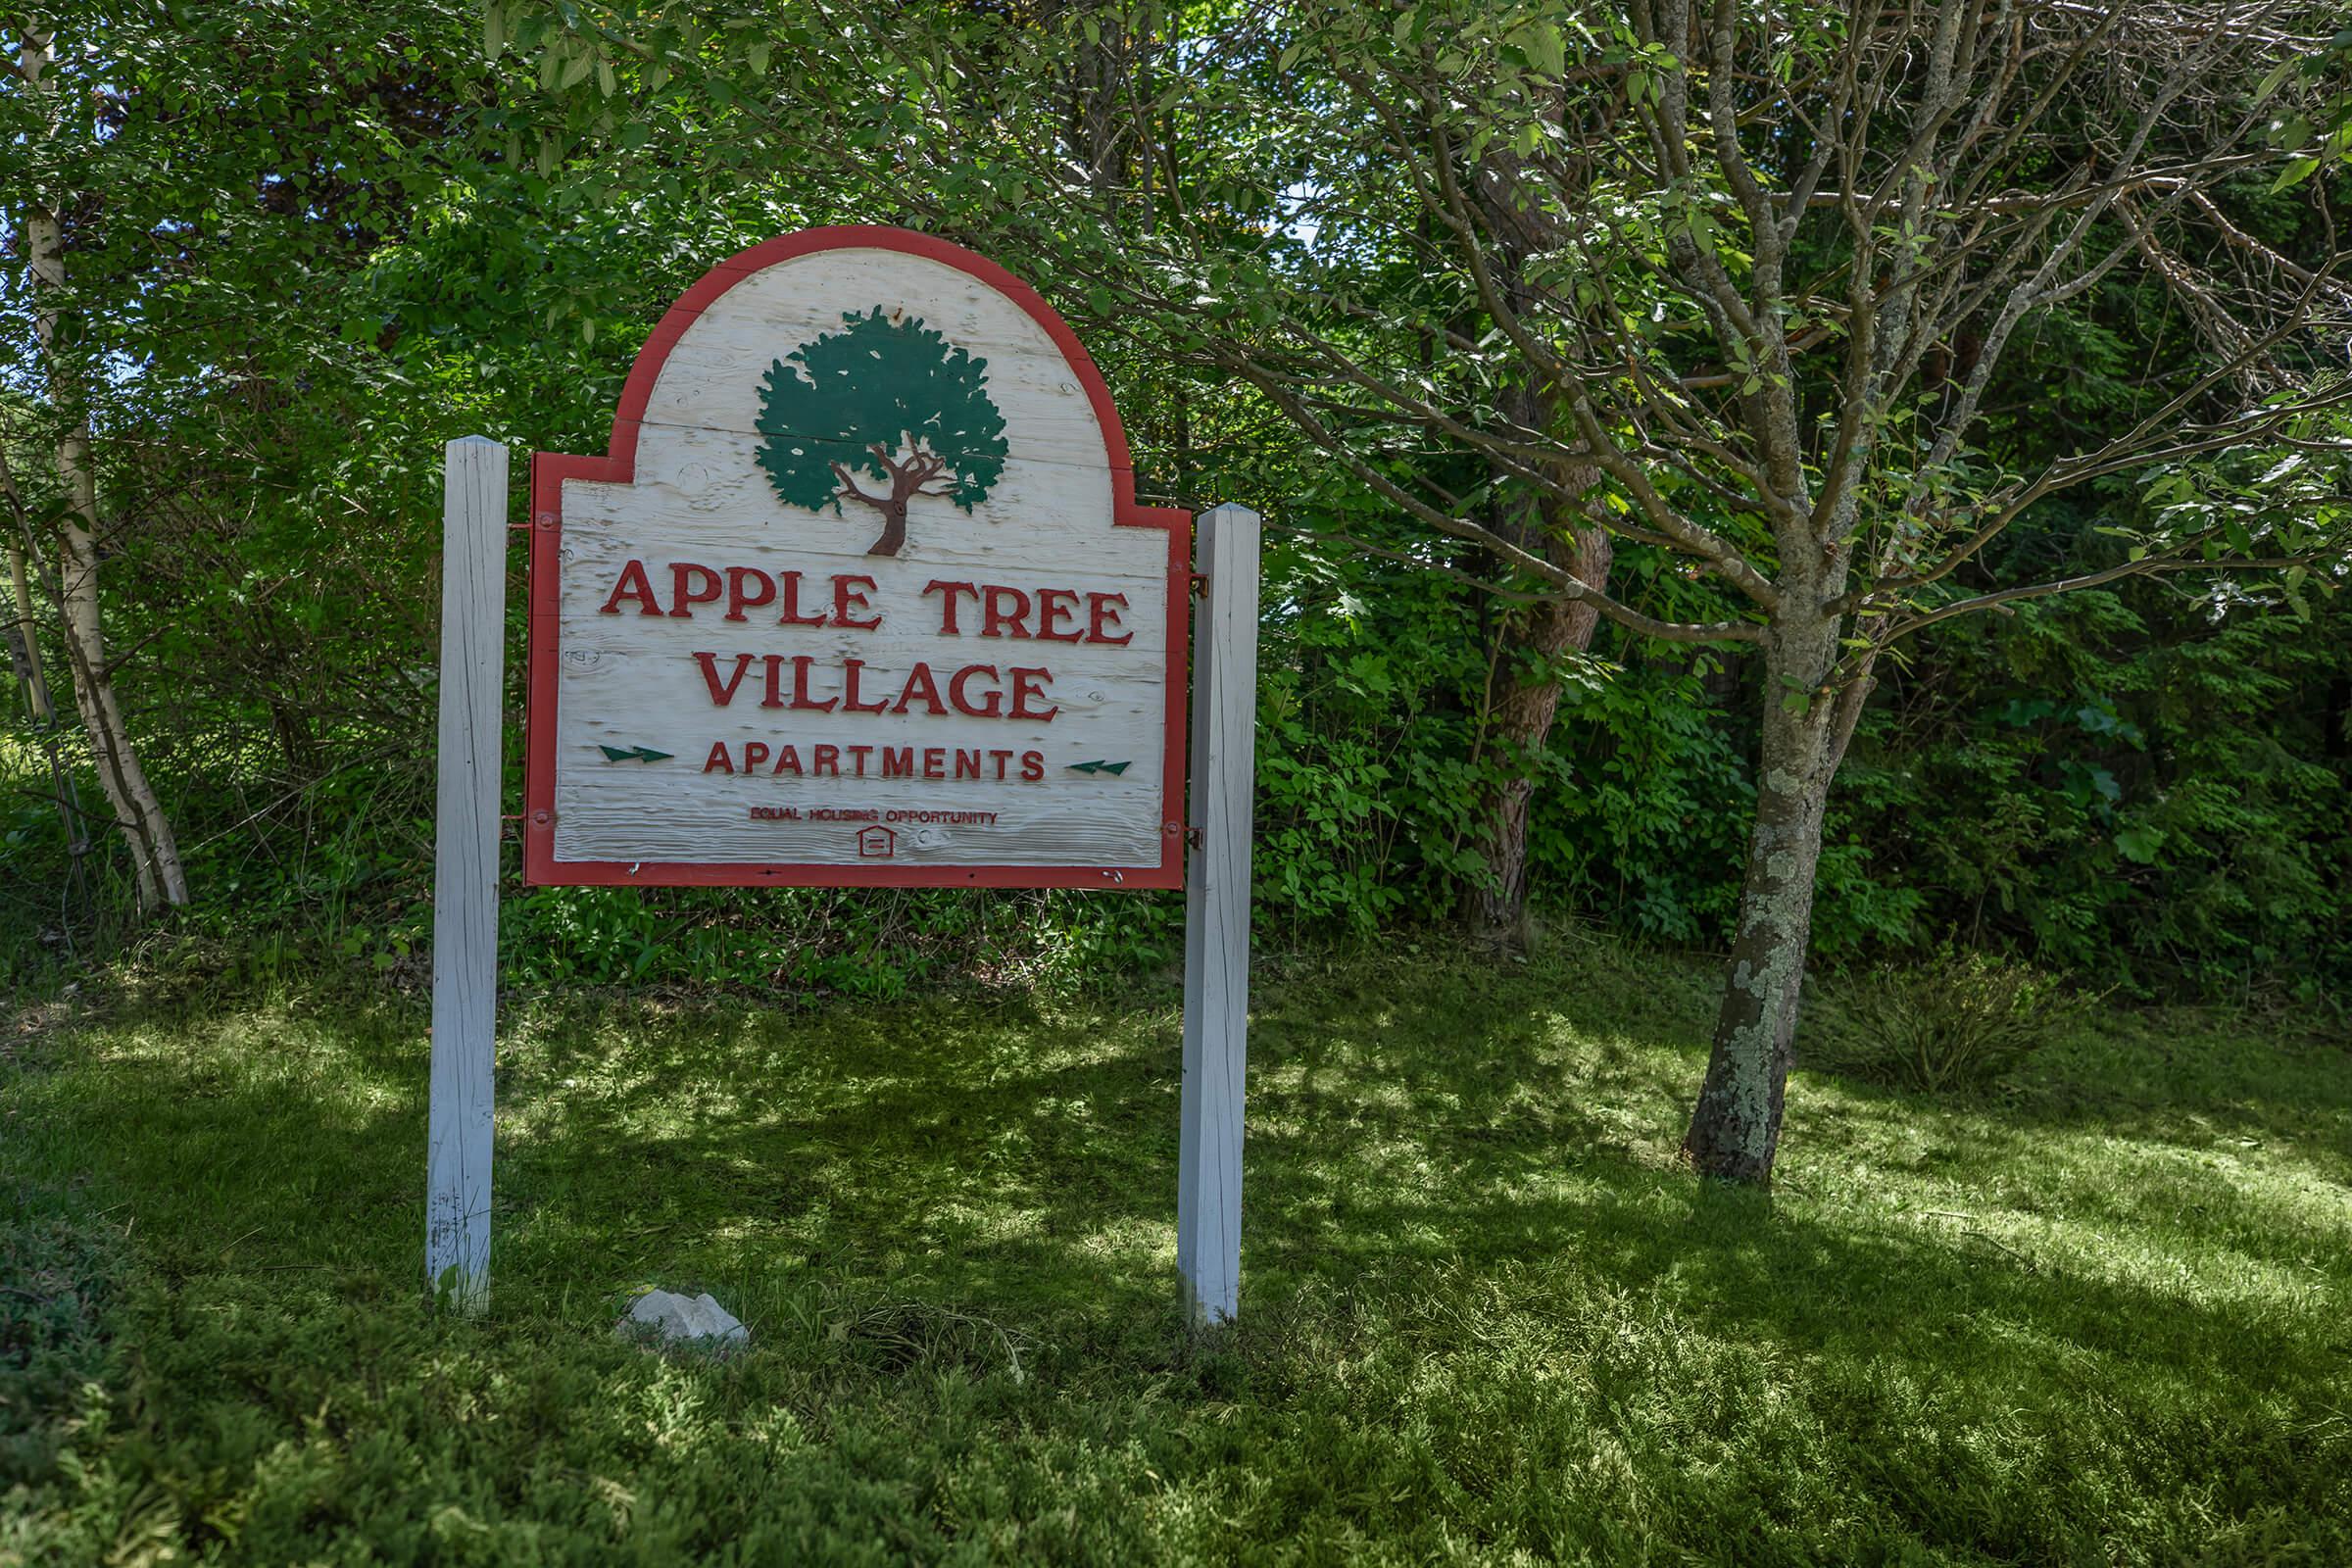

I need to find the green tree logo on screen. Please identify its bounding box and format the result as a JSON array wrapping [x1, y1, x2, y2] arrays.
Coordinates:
[[754, 307, 1010, 558]]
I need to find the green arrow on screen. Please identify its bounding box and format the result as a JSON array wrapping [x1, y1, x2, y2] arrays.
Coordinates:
[[600, 745, 674, 763], [1065, 760, 1132, 776]]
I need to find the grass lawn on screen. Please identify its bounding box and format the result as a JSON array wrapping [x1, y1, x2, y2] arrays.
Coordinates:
[[4, 939, 2348, 1564]]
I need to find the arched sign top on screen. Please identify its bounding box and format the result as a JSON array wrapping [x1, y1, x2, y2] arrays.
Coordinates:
[[525, 226, 1191, 889], [600, 226, 1149, 499]]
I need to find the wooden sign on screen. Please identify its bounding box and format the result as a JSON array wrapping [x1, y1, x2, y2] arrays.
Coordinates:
[[429, 228, 1261, 1328], [524, 227, 1191, 888]]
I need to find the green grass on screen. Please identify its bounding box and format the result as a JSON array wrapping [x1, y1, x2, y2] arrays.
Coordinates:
[[4, 940, 2348, 1565]]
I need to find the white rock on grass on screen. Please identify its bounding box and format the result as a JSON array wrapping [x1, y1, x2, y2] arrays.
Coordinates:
[[616, 1289, 750, 1348]]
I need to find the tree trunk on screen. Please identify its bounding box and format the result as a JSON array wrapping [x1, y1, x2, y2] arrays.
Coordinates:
[[53, 510, 187, 910], [1467, 521, 1612, 945], [1458, 132, 1613, 946], [863, 497, 909, 558], [23, 30, 189, 912], [1682, 616, 1858, 1184]]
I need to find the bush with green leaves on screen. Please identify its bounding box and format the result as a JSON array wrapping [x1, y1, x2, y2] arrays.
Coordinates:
[[1811, 950, 2094, 1096]]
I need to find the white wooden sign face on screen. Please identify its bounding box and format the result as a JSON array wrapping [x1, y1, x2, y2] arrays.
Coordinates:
[[525, 230, 1190, 889]]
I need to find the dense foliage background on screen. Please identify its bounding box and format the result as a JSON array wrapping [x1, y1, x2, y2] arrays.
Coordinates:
[[4, 1, 2347, 1009]]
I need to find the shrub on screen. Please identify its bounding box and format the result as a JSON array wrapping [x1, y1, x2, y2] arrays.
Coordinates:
[[1810, 949, 2091, 1095]]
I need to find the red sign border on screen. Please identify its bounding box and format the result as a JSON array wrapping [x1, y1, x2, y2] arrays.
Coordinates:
[[523, 226, 1191, 890]]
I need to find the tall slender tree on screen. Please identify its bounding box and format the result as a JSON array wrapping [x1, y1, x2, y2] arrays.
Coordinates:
[[9, 27, 187, 910]]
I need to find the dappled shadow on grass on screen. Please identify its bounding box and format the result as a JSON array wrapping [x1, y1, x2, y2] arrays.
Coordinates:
[[1792, 976, 2352, 1171], [11, 999, 432, 1289], [482, 951, 2347, 1435], [1236, 963, 2341, 1391], [479, 948, 1714, 1326], [33, 955, 2347, 1348], [492, 991, 1191, 1323], [19, 949, 2352, 1560], [2004, 1008, 2352, 1156]]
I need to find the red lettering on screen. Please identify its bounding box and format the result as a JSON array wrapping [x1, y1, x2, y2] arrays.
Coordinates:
[[1035, 588, 1084, 642], [893, 662, 947, 716], [742, 741, 770, 772], [773, 746, 803, 776], [599, 559, 663, 616], [982, 585, 1032, 639], [989, 748, 1014, 780], [669, 562, 721, 617], [777, 570, 828, 626], [833, 574, 882, 630], [922, 747, 946, 780], [954, 749, 981, 780], [1009, 667, 1058, 721], [702, 741, 734, 774], [882, 747, 915, 779], [725, 567, 775, 621], [847, 744, 873, 776], [812, 744, 840, 777], [760, 655, 784, 710], [1020, 750, 1045, 781], [924, 579, 980, 634], [789, 656, 838, 713], [1086, 592, 1133, 645], [841, 658, 891, 713], [693, 652, 756, 707], [949, 664, 1003, 718]]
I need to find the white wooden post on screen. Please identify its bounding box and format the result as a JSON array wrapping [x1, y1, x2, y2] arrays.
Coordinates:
[[1178, 503, 1260, 1327], [426, 436, 509, 1311]]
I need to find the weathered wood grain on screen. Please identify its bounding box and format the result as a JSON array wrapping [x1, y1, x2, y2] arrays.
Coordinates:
[[1177, 505, 1260, 1327], [426, 436, 507, 1312], [636, 251, 1107, 466], [548, 244, 1175, 873]]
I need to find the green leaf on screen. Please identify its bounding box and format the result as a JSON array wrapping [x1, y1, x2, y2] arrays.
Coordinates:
[[2115, 825, 2166, 864], [1521, 23, 1566, 76], [482, 0, 506, 62], [2271, 155, 2321, 193]]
